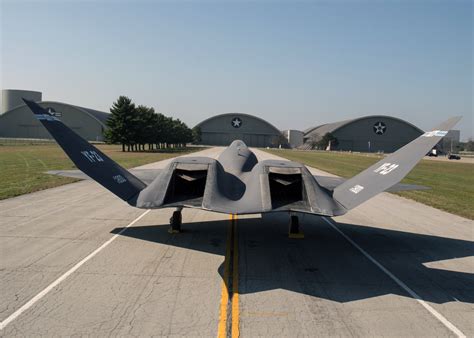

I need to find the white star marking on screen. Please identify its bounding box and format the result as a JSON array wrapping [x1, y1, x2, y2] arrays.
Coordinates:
[[374, 122, 386, 135], [232, 118, 242, 128]]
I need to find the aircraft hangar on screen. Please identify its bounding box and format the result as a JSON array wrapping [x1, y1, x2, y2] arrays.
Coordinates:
[[194, 113, 288, 148], [0, 89, 109, 141], [304, 115, 424, 152], [1, 89, 425, 152]]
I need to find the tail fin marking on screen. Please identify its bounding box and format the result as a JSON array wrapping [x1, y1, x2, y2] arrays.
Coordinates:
[[23, 98, 146, 204]]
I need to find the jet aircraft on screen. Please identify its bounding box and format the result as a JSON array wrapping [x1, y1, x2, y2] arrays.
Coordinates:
[[23, 99, 460, 234]]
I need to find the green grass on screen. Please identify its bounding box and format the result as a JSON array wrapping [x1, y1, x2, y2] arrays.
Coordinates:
[[0, 143, 202, 200], [264, 149, 474, 220]]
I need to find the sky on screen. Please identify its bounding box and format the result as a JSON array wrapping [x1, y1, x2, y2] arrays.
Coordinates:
[[1, 0, 472, 140]]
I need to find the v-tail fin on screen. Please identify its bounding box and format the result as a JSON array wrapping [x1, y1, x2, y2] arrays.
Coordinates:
[[333, 116, 461, 210], [23, 98, 146, 204]]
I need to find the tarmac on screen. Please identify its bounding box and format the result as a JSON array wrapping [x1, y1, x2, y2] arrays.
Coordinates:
[[0, 147, 472, 337]]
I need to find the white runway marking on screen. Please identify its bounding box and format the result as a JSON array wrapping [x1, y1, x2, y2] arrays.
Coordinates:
[[0, 209, 151, 331], [322, 217, 466, 338]]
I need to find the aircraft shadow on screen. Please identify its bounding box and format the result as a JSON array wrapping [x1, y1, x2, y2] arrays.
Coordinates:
[[111, 214, 473, 304]]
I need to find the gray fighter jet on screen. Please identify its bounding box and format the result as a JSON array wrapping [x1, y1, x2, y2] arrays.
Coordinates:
[[23, 99, 460, 234]]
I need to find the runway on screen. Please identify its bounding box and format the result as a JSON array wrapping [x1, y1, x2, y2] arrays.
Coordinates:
[[1, 147, 472, 336]]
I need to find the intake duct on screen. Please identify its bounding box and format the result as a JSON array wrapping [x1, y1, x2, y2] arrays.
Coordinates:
[[163, 163, 209, 206], [268, 167, 307, 209]]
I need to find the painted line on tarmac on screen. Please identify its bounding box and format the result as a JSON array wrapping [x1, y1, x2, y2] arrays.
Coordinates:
[[217, 215, 232, 338], [217, 214, 240, 338], [0, 209, 151, 331], [231, 215, 240, 338], [322, 216, 466, 338]]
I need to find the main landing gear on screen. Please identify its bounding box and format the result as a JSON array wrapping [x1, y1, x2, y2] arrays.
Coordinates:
[[169, 207, 183, 234], [288, 213, 304, 239]]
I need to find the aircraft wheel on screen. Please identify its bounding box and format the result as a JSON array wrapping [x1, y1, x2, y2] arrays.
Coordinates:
[[169, 210, 182, 233], [289, 214, 304, 239]]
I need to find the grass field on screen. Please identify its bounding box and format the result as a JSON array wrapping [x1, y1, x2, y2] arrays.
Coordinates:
[[0, 143, 201, 200], [264, 149, 474, 220]]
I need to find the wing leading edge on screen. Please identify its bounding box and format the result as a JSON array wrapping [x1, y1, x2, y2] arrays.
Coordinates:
[[314, 176, 430, 192], [47, 169, 163, 185]]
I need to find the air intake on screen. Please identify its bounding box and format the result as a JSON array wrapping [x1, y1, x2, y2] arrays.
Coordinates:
[[268, 167, 307, 209], [164, 164, 208, 206]]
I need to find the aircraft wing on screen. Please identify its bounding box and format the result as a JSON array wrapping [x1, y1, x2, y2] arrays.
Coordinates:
[[332, 116, 461, 210], [25, 96, 452, 216], [47, 170, 90, 180], [314, 176, 430, 192], [47, 169, 162, 185]]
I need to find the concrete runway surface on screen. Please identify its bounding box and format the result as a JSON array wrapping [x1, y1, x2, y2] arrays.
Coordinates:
[[1, 147, 472, 337]]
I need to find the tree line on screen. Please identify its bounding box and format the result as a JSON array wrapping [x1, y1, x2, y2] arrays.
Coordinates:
[[307, 132, 339, 150], [105, 96, 199, 152]]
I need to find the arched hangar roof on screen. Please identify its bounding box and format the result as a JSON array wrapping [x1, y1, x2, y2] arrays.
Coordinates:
[[195, 112, 282, 135], [0, 101, 110, 141], [0, 101, 110, 127], [304, 115, 424, 137], [66, 103, 110, 126], [194, 113, 286, 147]]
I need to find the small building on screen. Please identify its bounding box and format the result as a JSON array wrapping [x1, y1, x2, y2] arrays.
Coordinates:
[[282, 129, 304, 148], [439, 130, 461, 153], [0, 89, 109, 141], [194, 113, 288, 148], [444, 130, 460, 143], [304, 115, 424, 153]]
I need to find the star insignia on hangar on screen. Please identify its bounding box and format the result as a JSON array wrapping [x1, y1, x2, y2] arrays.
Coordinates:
[[231, 117, 242, 128], [373, 121, 387, 135]]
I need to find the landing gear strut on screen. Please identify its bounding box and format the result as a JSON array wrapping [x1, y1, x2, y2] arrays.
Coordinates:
[[169, 208, 182, 233], [288, 213, 304, 239]]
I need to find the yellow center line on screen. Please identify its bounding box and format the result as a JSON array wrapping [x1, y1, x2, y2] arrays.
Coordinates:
[[217, 214, 233, 338], [217, 214, 240, 338], [231, 214, 240, 338]]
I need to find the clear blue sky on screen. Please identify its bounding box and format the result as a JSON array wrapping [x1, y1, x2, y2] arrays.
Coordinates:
[[1, 0, 472, 140]]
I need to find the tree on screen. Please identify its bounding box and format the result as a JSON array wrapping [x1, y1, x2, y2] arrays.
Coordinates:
[[105, 96, 194, 151], [465, 139, 474, 151], [135, 105, 156, 150], [176, 119, 193, 146], [105, 96, 136, 151], [165, 118, 193, 148], [163, 116, 176, 147], [152, 113, 169, 148], [308, 135, 320, 149], [317, 133, 338, 150], [192, 126, 202, 144]]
